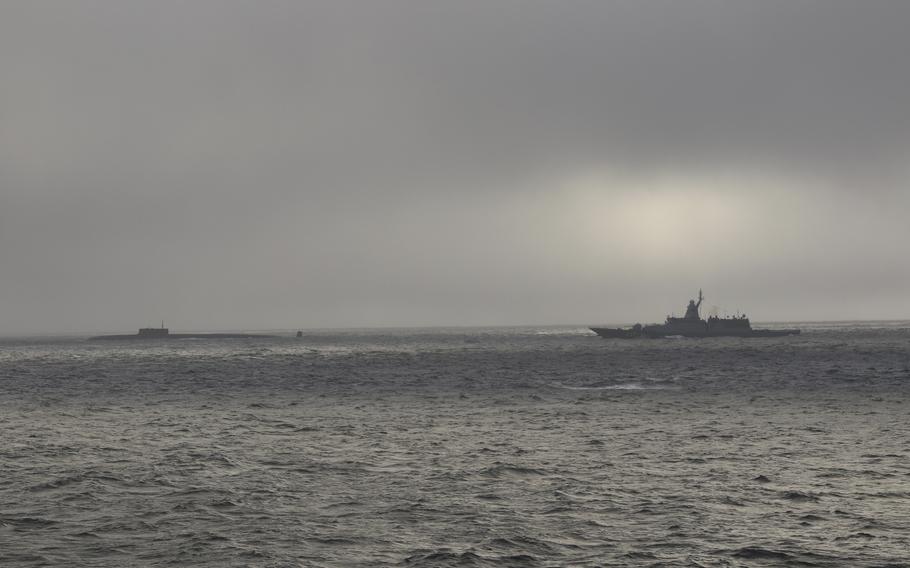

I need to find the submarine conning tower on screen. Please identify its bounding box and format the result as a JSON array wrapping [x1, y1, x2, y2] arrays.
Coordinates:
[[138, 327, 169, 337]]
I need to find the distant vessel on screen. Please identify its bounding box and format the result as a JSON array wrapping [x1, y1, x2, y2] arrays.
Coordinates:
[[89, 324, 275, 340], [591, 290, 800, 339]]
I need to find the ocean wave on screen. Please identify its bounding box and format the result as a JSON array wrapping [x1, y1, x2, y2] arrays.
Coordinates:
[[551, 381, 674, 391], [478, 464, 548, 478], [401, 550, 537, 567]]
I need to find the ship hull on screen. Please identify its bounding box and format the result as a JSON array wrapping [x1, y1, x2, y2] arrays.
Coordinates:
[[590, 327, 641, 339], [641, 325, 800, 338], [591, 326, 800, 339]]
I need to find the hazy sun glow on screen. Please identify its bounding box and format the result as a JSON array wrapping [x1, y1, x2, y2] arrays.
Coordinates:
[[558, 172, 770, 261]]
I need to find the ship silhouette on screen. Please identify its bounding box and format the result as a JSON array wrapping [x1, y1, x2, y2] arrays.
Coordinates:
[[591, 290, 800, 339]]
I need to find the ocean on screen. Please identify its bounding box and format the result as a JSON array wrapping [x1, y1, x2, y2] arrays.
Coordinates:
[[1, 323, 909, 567]]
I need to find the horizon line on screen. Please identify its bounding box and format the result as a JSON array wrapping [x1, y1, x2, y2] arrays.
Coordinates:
[[2, 318, 910, 338]]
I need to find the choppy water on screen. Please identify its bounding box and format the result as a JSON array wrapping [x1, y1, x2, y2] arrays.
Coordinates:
[[2, 323, 909, 567]]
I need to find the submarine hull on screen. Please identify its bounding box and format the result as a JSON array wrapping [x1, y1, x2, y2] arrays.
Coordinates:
[[89, 332, 276, 340]]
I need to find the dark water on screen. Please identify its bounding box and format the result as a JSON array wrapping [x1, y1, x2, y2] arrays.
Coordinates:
[[2, 323, 909, 567]]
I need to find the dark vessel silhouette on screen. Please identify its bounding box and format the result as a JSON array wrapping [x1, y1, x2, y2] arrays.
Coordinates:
[[591, 290, 800, 339], [90, 323, 275, 340]]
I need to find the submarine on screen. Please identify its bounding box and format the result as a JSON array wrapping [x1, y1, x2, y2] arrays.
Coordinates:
[[591, 290, 800, 339], [89, 324, 275, 340]]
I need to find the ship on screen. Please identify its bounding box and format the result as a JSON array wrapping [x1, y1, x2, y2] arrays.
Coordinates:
[[591, 290, 800, 339], [89, 324, 276, 340]]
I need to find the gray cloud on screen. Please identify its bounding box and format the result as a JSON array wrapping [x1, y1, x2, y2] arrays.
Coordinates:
[[1, 1, 909, 332]]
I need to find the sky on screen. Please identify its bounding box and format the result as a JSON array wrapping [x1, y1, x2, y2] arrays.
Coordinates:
[[2, 1, 909, 333]]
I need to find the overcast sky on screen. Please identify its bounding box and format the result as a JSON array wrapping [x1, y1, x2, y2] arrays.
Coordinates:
[[2, 1, 909, 333]]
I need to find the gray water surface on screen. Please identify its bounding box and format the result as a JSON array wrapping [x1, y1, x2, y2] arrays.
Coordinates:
[[2, 324, 909, 567]]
